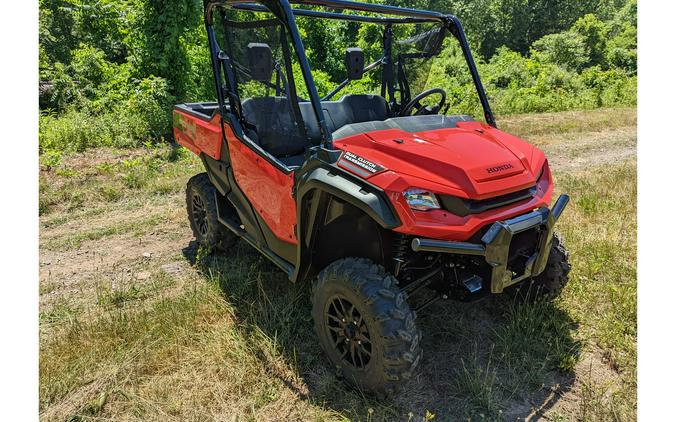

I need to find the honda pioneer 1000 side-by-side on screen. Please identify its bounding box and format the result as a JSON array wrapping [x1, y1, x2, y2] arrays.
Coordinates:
[[173, 0, 571, 395]]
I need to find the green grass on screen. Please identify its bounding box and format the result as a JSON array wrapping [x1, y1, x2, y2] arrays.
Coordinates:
[[39, 144, 200, 217], [39, 108, 637, 421], [492, 299, 581, 390], [558, 164, 637, 376], [452, 349, 500, 418], [95, 272, 177, 309], [39, 298, 81, 326]]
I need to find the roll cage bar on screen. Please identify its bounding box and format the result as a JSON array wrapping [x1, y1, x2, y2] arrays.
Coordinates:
[[203, 0, 496, 151]]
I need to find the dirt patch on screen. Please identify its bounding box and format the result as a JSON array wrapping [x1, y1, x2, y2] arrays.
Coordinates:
[[530, 350, 629, 420], [532, 127, 637, 172], [39, 194, 195, 316], [45, 148, 148, 173]]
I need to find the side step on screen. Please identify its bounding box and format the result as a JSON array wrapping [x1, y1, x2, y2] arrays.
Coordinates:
[[215, 204, 295, 277]]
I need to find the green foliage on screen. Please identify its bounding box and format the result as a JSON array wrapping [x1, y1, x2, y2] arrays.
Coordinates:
[[446, 0, 603, 59], [74, 0, 132, 63], [39, 0, 77, 68], [531, 31, 589, 71], [71, 44, 110, 99], [39, 75, 174, 153], [605, 1, 637, 73], [124, 76, 176, 139], [572, 14, 608, 67], [132, 0, 202, 100], [39, 0, 637, 155]]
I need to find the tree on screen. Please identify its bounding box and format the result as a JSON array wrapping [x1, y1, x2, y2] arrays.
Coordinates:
[[572, 14, 608, 67], [132, 0, 202, 100], [531, 31, 589, 71]]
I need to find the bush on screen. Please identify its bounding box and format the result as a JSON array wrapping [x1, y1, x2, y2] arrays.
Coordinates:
[[71, 44, 110, 93], [572, 14, 608, 68], [45, 63, 82, 111], [485, 47, 537, 89], [123, 76, 175, 139], [531, 31, 589, 71], [39, 70, 175, 155], [40, 111, 119, 153]]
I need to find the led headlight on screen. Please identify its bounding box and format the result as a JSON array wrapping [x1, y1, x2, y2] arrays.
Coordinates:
[[403, 188, 441, 211]]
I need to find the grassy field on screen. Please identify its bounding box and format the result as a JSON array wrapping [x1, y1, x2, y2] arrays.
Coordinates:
[[39, 108, 637, 421]]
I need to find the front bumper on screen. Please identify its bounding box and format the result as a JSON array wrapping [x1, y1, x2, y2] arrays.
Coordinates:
[[410, 194, 570, 293]]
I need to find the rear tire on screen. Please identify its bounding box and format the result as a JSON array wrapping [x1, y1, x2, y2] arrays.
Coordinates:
[[186, 173, 236, 251], [511, 233, 571, 302], [311, 258, 422, 397]]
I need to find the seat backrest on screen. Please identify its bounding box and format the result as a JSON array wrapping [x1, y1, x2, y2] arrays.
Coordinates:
[[242, 94, 389, 155], [241, 97, 311, 157], [298, 94, 389, 144], [340, 94, 389, 125], [319, 94, 389, 133]]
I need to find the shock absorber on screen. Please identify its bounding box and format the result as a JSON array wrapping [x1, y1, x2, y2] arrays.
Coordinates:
[[392, 234, 410, 277]]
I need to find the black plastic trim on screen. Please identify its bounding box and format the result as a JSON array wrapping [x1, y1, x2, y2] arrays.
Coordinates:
[[217, 212, 295, 275], [296, 161, 400, 230], [175, 103, 221, 121], [291, 156, 401, 282], [439, 186, 536, 217], [253, 207, 297, 263], [201, 154, 231, 196]]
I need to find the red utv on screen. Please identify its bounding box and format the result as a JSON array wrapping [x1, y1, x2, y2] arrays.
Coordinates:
[[174, 0, 571, 395]]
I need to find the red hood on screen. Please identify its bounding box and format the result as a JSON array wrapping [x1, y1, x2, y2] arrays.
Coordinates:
[[333, 121, 547, 200]]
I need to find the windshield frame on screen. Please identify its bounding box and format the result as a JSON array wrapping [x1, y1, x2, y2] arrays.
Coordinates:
[[204, 0, 496, 149]]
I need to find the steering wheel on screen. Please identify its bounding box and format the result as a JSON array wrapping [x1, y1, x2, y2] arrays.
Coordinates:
[[399, 88, 447, 117]]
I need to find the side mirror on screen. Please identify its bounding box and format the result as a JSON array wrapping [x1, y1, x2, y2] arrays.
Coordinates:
[[345, 48, 364, 80], [247, 43, 273, 82]]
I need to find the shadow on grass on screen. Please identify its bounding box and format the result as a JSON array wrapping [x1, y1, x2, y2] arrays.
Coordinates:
[[183, 240, 580, 421]]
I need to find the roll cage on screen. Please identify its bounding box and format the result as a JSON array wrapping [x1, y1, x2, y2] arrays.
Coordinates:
[[203, 0, 496, 151]]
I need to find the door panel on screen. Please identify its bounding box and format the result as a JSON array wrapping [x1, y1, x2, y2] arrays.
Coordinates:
[[224, 124, 298, 246]]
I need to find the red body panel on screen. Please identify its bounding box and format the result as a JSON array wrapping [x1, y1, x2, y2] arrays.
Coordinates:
[[176, 107, 553, 244], [224, 124, 298, 245], [333, 121, 553, 241], [173, 110, 223, 160], [372, 165, 551, 241]]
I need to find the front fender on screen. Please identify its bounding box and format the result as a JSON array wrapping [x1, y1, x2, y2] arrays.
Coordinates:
[[292, 162, 400, 282]]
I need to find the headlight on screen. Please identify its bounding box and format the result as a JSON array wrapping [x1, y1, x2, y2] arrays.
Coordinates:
[[404, 188, 441, 211]]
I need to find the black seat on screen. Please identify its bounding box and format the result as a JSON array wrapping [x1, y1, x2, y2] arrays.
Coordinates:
[[242, 94, 390, 160], [312, 94, 390, 134], [241, 97, 311, 157]]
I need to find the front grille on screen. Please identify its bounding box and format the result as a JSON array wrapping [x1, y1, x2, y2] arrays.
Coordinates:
[[439, 186, 536, 217]]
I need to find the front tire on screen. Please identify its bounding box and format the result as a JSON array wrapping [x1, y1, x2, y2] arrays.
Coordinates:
[[311, 258, 422, 396], [186, 173, 236, 251], [511, 233, 571, 301]]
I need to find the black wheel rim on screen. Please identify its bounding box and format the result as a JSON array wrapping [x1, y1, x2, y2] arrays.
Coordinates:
[[325, 295, 372, 369], [192, 193, 209, 236]]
